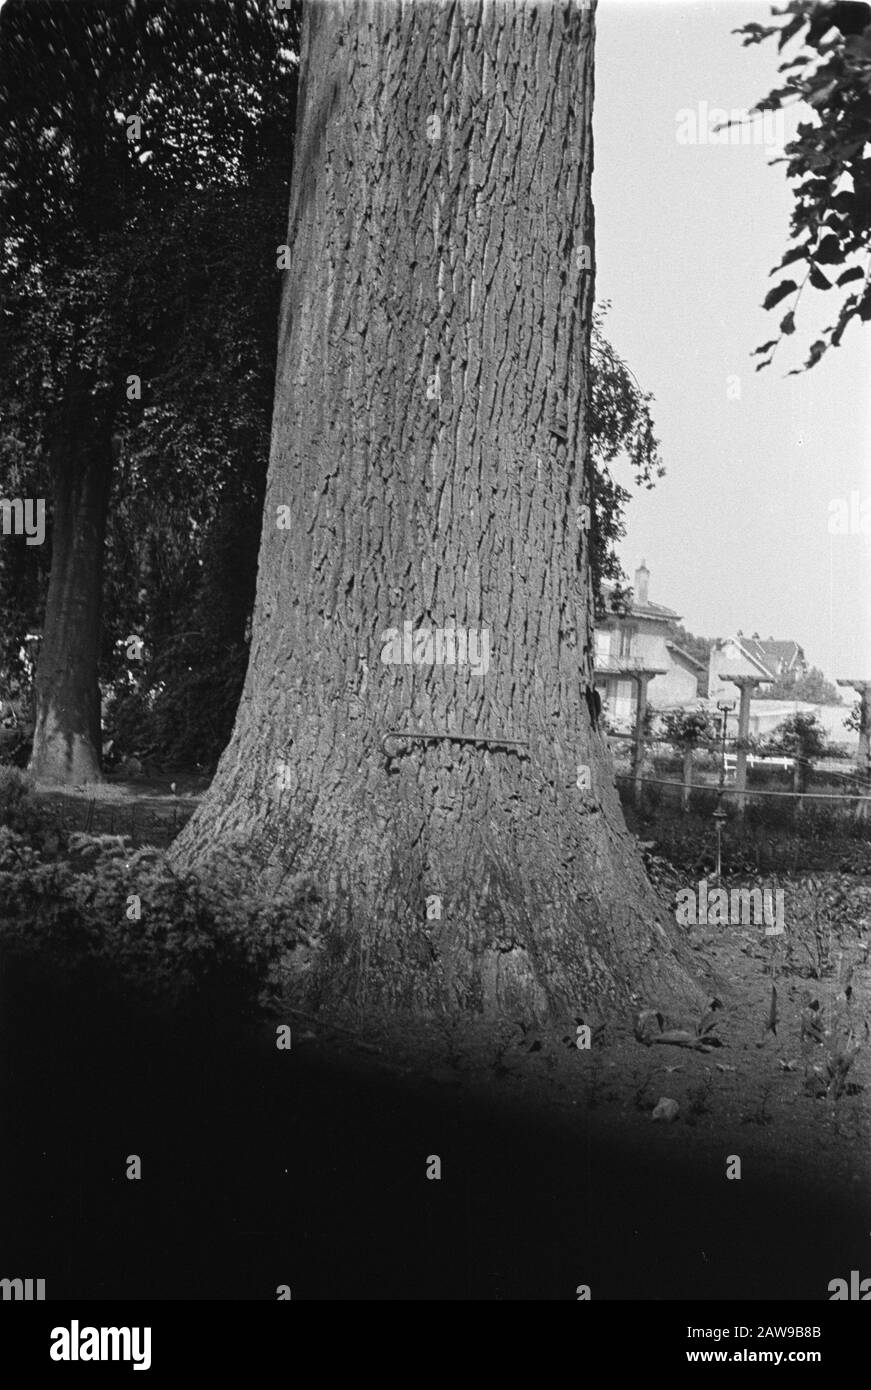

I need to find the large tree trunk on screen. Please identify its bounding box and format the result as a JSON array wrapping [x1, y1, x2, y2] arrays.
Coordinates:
[[172, 0, 702, 1024], [29, 379, 112, 785]]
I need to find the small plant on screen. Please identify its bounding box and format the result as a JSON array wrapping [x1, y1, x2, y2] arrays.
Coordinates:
[[818, 1021, 868, 1100], [741, 1082, 775, 1126]]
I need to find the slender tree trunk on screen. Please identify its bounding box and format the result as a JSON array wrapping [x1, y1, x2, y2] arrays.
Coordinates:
[[29, 381, 112, 785], [172, 0, 703, 1024], [681, 745, 693, 812]]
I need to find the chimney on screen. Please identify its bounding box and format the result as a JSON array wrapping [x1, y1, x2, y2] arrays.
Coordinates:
[[634, 559, 649, 605]]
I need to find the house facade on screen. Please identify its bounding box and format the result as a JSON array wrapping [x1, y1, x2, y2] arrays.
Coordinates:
[[593, 562, 703, 730], [706, 633, 807, 703]]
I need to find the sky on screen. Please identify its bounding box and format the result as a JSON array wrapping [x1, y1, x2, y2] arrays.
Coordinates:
[[594, 0, 871, 686]]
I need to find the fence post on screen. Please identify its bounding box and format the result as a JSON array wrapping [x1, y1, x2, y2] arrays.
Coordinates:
[[727, 675, 771, 818], [681, 745, 693, 812]]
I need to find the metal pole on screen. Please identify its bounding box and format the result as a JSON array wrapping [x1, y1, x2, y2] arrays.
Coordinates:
[[713, 700, 734, 887]]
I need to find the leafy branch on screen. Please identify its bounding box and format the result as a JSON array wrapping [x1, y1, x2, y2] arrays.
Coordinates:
[[737, 0, 871, 370]]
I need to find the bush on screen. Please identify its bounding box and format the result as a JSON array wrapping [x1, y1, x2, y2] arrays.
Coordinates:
[[0, 765, 30, 818], [764, 711, 830, 792], [660, 708, 717, 749], [0, 723, 31, 767], [0, 830, 321, 1017], [0, 765, 46, 839]]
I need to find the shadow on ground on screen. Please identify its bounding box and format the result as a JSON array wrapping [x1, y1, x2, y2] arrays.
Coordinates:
[[0, 954, 866, 1301]]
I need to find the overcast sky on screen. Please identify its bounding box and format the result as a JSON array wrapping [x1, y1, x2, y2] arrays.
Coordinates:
[[595, 0, 871, 687]]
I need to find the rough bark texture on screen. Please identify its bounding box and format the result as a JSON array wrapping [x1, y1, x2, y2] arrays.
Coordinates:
[[172, 0, 703, 1024], [29, 378, 112, 785]]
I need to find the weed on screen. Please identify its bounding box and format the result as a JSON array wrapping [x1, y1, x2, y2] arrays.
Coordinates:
[[741, 1082, 775, 1126]]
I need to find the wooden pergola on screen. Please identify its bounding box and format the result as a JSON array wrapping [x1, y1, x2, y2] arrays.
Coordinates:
[[718, 673, 773, 815]]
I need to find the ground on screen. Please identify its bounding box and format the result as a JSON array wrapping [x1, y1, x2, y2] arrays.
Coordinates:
[[3, 777, 868, 1298], [28, 770, 206, 847]]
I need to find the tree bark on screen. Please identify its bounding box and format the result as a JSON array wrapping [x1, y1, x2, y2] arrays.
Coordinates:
[[29, 379, 112, 785], [172, 0, 703, 1024]]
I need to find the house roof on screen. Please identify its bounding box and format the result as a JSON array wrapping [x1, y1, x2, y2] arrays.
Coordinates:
[[600, 583, 680, 623], [721, 636, 804, 681], [666, 641, 705, 670], [746, 637, 804, 670], [715, 641, 773, 682], [594, 655, 668, 676]]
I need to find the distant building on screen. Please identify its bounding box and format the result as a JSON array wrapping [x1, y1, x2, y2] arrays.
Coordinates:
[[707, 632, 807, 703], [593, 562, 704, 729]]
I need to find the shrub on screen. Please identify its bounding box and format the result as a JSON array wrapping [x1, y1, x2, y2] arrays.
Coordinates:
[[0, 830, 320, 1017], [660, 708, 717, 750], [0, 765, 30, 819], [0, 765, 46, 840], [764, 711, 830, 792]]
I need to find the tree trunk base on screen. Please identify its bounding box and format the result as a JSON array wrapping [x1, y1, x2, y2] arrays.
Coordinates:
[[173, 743, 705, 1028], [29, 711, 103, 785]]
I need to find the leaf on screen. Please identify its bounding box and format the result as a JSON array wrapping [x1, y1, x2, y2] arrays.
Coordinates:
[[814, 234, 842, 264], [763, 280, 797, 310], [797, 177, 830, 199], [778, 13, 805, 50], [807, 79, 839, 109], [831, 299, 858, 345], [774, 245, 810, 274], [780, 310, 796, 334], [733, 22, 778, 46], [809, 264, 831, 290], [837, 265, 865, 286], [806, 339, 827, 367]]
